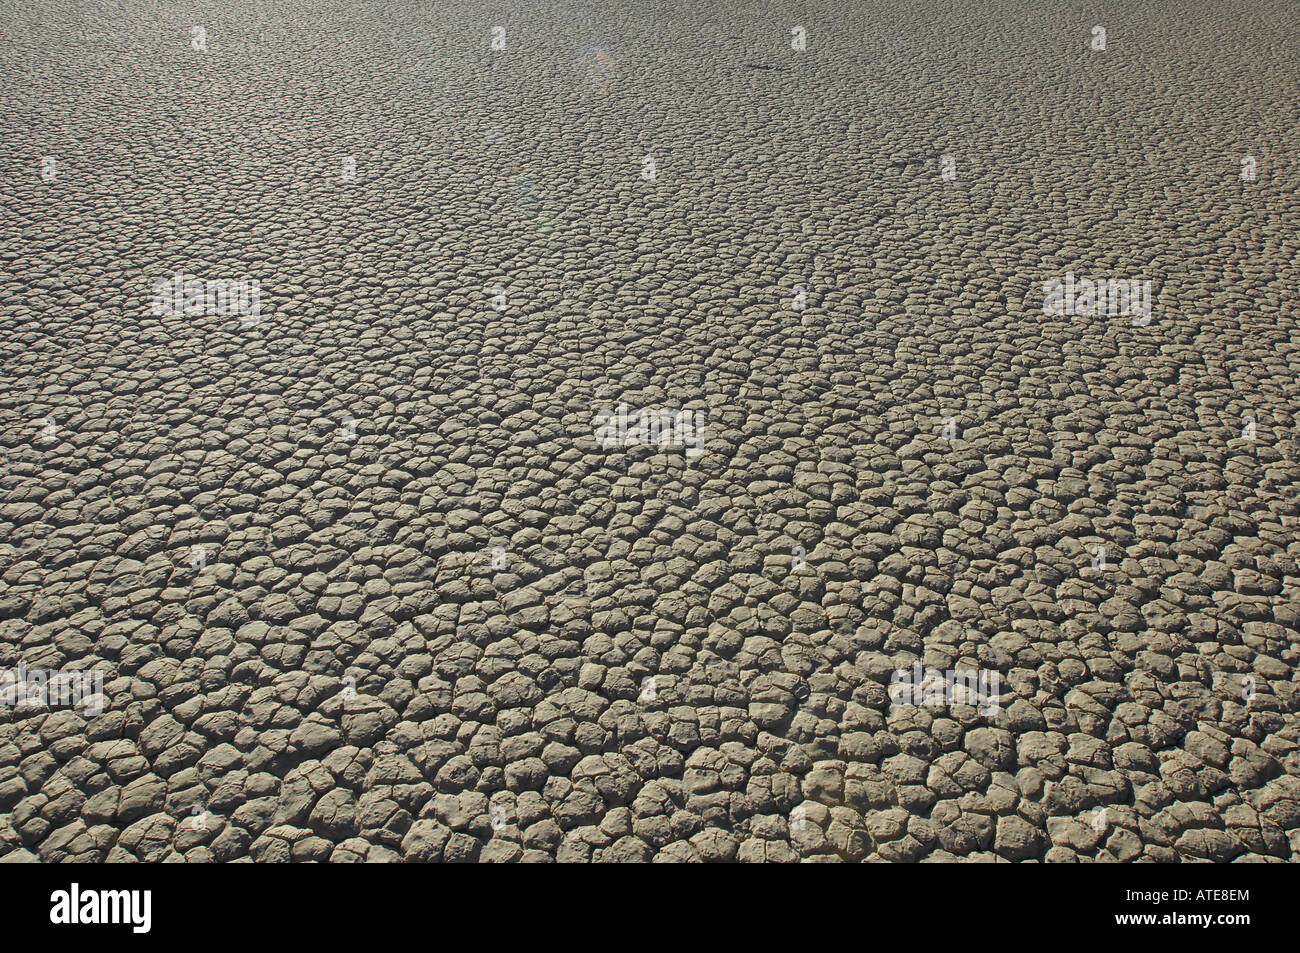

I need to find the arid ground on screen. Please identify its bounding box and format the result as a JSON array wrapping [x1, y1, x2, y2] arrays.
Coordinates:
[[1, 0, 1299, 862]]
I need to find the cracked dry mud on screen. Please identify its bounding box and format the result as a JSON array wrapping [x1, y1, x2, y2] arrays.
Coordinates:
[[2, 0, 1300, 864]]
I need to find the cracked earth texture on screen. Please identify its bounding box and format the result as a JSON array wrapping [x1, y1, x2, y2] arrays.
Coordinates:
[[2, 0, 1299, 863]]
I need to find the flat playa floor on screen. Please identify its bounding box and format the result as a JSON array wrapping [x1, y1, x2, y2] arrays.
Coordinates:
[[1, 0, 1298, 862]]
